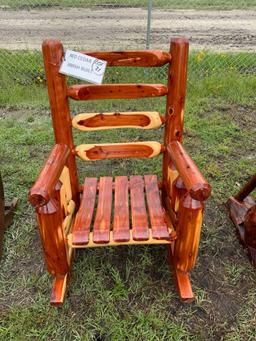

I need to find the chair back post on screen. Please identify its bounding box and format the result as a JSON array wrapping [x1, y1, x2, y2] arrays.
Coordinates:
[[42, 39, 80, 206], [162, 38, 189, 198]]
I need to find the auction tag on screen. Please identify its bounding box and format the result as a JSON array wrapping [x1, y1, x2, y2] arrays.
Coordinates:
[[59, 50, 107, 84]]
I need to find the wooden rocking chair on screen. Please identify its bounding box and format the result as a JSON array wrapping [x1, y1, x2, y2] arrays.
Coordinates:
[[29, 38, 211, 306]]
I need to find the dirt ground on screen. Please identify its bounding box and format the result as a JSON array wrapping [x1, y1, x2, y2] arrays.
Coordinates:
[[0, 7, 255, 51]]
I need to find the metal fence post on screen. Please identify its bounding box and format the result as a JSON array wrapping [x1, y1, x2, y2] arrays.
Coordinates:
[[146, 0, 153, 49]]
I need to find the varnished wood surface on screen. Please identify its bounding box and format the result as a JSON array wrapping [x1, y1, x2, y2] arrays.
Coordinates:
[[81, 50, 171, 67], [164, 38, 189, 144], [42, 39, 79, 205], [67, 84, 168, 101], [130, 176, 149, 241], [162, 38, 189, 207], [167, 142, 211, 201], [50, 274, 67, 306], [93, 177, 113, 244], [144, 175, 169, 240], [68, 228, 174, 248], [29, 38, 210, 305], [172, 176, 186, 212], [36, 196, 69, 275], [174, 193, 204, 272], [72, 178, 97, 245], [75, 142, 163, 161], [29, 144, 70, 207], [168, 245, 194, 302], [72, 112, 163, 131], [70, 175, 172, 246], [59, 166, 72, 216], [113, 176, 130, 242]]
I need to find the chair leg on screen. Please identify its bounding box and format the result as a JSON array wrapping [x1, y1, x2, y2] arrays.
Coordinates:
[[167, 244, 194, 302], [50, 274, 68, 306]]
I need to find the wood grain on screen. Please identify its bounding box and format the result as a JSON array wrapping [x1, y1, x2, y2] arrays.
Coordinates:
[[167, 142, 211, 201], [172, 176, 187, 212], [36, 196, 69, 275], [67, 84, 168, 100], [72, 178, 97, 245], [81, 50, 171, 67], [162, 38, 189, 205], [29, 144, 70, 207], [75, 141, 162, 161], [144, 175, 170, 240], [130, 176, 149, 241], [174, 193, 204, 272], [93, 177, 112, 244], [113, 176, 130, 242], [42, 39, 79, 205], [168, 245, 193, 302], [68, 229, 173, 248], [72, 111, 163, 131], [50, 274, 67, 306]]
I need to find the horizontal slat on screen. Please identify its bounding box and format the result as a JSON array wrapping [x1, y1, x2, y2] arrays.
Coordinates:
[[72, 112, 164, 131], [67, 229, 174, 248], [67, 84, 168, 100], [75, 142, 163, 161], [79, 180, 163, 192], [80, 50, 171, 67]]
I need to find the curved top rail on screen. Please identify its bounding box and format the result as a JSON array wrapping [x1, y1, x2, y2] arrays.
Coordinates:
[[79, 50, 171, 67]]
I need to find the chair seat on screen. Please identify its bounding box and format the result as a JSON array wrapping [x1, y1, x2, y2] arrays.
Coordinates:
[[68, 174, 172, 248]]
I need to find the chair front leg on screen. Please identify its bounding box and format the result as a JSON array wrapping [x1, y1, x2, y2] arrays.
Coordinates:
[[174, 193, 204, 272], [35, 183, 70, 306]]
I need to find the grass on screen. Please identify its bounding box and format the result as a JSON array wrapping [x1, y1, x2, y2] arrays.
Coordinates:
[[1, 0, 256, 10], [0, 51, 256, 340]]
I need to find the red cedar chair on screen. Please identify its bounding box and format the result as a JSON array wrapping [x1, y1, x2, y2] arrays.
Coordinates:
[[29, 38, 211, 306]]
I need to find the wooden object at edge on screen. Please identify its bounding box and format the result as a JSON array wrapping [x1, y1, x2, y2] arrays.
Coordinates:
[[0, 172, 18, 260], [226, 174, 256, 266]]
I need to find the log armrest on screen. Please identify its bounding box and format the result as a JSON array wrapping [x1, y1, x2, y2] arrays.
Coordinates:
[[166, 141, 211, 201], [29, 144, 70, 207]]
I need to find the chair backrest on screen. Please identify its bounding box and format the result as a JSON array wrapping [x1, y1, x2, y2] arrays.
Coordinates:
[[42, 38, 189, 204]]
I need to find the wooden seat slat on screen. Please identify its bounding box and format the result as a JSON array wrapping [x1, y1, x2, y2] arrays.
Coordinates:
[[130, 176, 149, 241], [144, 175, 170, 240], [93, 177, 113, 244], [113, 176, 130, 242], [72, 177, 97, 245]]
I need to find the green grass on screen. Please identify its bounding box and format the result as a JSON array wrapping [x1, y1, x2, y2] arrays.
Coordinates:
[[0, 51, 256, 340], [1, 0, 256, 10]]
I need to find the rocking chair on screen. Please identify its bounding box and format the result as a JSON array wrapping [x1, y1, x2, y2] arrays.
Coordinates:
[[29, 38, 211, 305]]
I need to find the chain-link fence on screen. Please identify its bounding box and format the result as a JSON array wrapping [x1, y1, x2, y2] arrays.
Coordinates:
[[0, 0, 255, 90]]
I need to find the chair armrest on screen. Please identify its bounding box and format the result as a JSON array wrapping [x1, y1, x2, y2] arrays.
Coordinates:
[[29, 144, 70, 207], [166, 141, 211, 201]]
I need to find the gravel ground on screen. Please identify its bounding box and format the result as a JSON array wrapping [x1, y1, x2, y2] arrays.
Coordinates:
[[0, 7, 255, 51]]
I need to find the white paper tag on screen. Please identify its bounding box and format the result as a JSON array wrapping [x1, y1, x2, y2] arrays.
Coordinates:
[[59, 50, 107, 84]]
